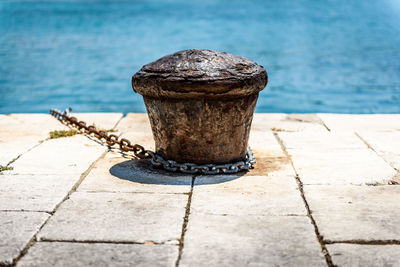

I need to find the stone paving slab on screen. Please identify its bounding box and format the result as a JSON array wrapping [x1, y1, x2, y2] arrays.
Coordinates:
[[278, 131, 367, 150], [304, 185, 400, 242], [0, 112, 121, 167], [8, 134, 106, 175], [116, 113, 152, 135], [251, 113, 328, 132], [357, 131, 400, 171], [180, 214, 326, 266], [38, 192, 187, 244], [0, 211, 49, 265], [289, 149, 396, 185], [319, 114, 400, 132], [77, 152, 193, 194], [191, 175, 305, 216], [0, 174, 79, 212], [278, 132, 396, 185], [115, 113, 155, 151], [0, 114, 68, 166], [17, 242, 178, 267], [248, 130, 286, 158], [327, 244, 400, 267], [70, 113, 123, 131]]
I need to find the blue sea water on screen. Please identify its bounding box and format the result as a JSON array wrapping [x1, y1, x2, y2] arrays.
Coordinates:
[[1, 0, 400, 114]]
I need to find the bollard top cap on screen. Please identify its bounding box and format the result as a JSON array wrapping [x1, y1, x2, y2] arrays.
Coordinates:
[[132, 49, 268, 99]]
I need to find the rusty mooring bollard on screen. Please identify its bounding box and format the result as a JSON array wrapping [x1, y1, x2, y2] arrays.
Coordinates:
[[132, 49, 267, 164]]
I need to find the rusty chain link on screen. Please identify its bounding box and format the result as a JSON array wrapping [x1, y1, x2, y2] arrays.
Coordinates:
[[50, 108, 256, 175]]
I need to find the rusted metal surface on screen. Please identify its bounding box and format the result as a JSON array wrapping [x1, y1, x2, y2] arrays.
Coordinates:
[[132, 49, 268, 164], [132, 49, 267, 99]]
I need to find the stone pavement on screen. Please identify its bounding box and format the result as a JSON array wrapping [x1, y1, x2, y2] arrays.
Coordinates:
[[1, 113, 400, 267]]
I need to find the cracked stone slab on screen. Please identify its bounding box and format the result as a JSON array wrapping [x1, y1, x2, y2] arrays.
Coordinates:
[[328, 244, 400, 267], [319, 114, 400, 132], [0, 114, 68, 166], [17, 242, 178, 267], [38, 192, 187, 243], [357, 131, 400, 171], [0, 113, 122, 167], [114, 113, 155, 151], [248, 155, 295, 177], [8, 134, 106, 175], [0, 174, 82, 212], [180, 214, 326, 266], [278, 131, 396, 185], [77, 152, 193, 194], [289, 149, 396, 185], [191, 175, 305, 216], [116, 113, 152, 135], [278, 131, 367, 151], [304, 185, 400, 241], [70, 113, 123, 131], [248, 130, 286, 158], [0, 211, 49, 265], [251, 113, 327, 132]]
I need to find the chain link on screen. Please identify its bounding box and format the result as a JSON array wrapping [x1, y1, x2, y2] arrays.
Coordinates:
[[50, 108, 256, 175]]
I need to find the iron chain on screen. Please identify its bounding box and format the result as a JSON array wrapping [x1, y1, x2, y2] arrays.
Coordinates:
[[50, 108, 256, 175]]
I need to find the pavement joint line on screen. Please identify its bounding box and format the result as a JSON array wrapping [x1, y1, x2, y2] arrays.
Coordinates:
[[80, 191, 190, 195], [37, 239, 179, 246], [5, 138, 47, 168], [9, 150, 108, 266], [273, 132, 335, 267], [111, 113, 124, 130], [355, 131, 399, 173], [0, 210, 52, 215], [325, 240, 400, 245], [175, 175, 195, 267], [316, 115, 331, 132], [355, 132, 400, 183], [186, 212, 307, 217]]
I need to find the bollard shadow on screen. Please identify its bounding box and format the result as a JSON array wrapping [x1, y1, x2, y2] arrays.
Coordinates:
[[109, 158, 245, 186]]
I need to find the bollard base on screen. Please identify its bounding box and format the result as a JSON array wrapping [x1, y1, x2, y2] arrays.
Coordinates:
[[144, 94, 258, 164]]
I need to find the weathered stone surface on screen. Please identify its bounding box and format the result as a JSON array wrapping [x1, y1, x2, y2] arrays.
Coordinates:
[[8, 134, 105, 175], [357, 131, 400, 171], [0, 114, 67, 166], [191, 175, 305, 216], [0, 113, 122, 167], [248, 130, 286, 158], [251, 113, 328, 132], [290, 149, 396, 185], [0, 174, 78, 212], [113, 113, 155, 151], [319, 114, 400, 132], [247, 155, 294, 177], [132, 49, 267, 99], [278, 132, 396, 185], [180, 214, 326, 267], [70, 113, 123, 131], [114, 113, 152, 135], [18, 242, 178, 267], [38, 192, 187, 243], [328, 244, 400, 267], [278, 131, 366, 150], [0, 211, 49, 265], [77, 152, 192, 194], [304, 185, 400, 241]]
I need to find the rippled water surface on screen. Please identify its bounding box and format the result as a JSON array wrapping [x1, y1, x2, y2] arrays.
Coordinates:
[[1, 0, 400, 113]]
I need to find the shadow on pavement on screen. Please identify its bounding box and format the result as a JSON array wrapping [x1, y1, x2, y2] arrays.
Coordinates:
[[109, 158, 245, 185]]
